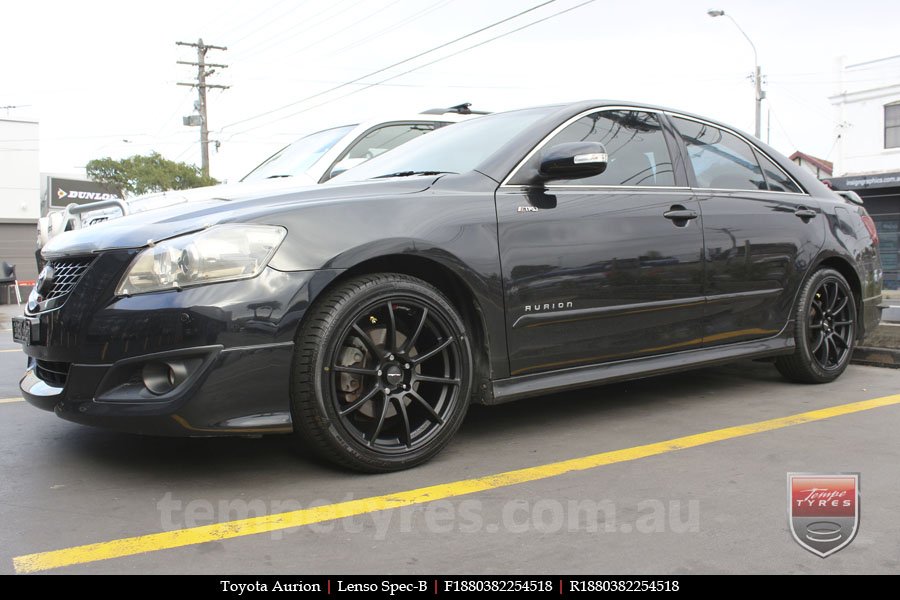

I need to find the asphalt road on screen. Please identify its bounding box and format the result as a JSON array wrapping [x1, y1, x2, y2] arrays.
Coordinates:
[[0, 333, 898, 575]]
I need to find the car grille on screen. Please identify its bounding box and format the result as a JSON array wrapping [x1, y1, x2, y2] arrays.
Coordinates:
[[43, 257, 95, 301], [35, 360, 70, 387]]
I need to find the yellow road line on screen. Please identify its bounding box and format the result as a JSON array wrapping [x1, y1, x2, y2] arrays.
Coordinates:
[[13, 393, 900, 573], [0, 348, 22, 353], [0, 397, 24, 404]]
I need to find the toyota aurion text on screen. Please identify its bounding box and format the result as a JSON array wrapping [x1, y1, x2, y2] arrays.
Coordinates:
[[14, 101, 882, 471]]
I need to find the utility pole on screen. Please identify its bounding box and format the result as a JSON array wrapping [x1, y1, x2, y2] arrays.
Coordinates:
[[754, 64, 764, 140], [708, 10, 765, 139], [176, 39, 229, 178]]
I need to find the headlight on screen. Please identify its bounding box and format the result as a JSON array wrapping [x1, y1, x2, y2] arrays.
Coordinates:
[[116, 224, 287, 296]]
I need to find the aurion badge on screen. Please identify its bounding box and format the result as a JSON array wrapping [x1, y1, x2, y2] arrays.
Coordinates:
[[788, 473, 859, 557]]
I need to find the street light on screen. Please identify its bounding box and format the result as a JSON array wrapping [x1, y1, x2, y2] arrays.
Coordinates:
[[708, 9, 765, 138]]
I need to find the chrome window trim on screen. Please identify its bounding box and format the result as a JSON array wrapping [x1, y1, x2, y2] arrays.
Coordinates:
[[500, 105, 673, 188], [500, 105, 810, 196], [499, 184, 691, 191], [689, 187, 810, 196], [663, 111, 809, 196]]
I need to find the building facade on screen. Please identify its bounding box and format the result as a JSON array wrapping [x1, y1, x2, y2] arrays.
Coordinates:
[[0, 119, 40, 301], [830, 55, 900, 290]]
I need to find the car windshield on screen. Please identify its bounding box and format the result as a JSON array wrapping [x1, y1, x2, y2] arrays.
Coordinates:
[[329, 107, 555, 182], [241, 124, 355, 182]]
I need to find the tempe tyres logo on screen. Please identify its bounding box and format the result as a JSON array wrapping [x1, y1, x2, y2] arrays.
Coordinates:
[[788, 473, 859, 557]]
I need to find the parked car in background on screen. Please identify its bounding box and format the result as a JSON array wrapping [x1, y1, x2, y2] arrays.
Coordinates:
[[16, 100, 882, 472], [36, 104, 487, 251]]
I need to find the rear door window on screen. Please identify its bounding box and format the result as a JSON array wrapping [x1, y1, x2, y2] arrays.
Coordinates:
[[671, 116, 766, 191]]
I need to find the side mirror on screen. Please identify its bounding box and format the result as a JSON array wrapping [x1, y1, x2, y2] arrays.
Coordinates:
[[538, 142, 608, 181]]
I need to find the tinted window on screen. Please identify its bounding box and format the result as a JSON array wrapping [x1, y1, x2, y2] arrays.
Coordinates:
[[345, 123, 435, 160], [324, 123, 436, 181], [671, 116, 765, 191], [242, 124, 355, 181], [536, 110, 675, 186], [885, 103, 900, 149], [331, 107, 554, 181], [755, 151, 802, 193]]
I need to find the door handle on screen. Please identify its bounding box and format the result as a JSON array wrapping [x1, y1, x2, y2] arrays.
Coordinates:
[[663, 206, 698, 224], [794, 207, 817, 219]]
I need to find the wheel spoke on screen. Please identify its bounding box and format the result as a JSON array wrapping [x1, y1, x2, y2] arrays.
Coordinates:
[[833, 320, 852, 326], [808, 323, 824, 330], [386, 302, 398, 353], [415, 374, 461, 386], [811, 331, 826, 354], [827, 282, 839, 312], [832, 334, 848, 349], [406, 389, 443, 424], [402, 307, 428, 354], [352, 324, 383, 360], [812, 298, 824, 313], [369, 395, 391, 445], [339, 384, 381, 416], [832, 295, 849, 315], [394, 397, 412, 448], [824, 336, 836, 365], [333, 365, 378, 376], [412, 336, 454, 365]]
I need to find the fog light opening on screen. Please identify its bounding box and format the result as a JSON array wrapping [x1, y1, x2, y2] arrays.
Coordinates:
[[142, 360, 189, 396]]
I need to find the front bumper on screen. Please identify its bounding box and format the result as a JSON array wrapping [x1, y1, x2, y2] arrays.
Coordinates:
[[20, 343, 295, 435], [16, 252, 343, 436]]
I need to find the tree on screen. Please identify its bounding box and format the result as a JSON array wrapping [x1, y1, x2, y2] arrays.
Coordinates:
[[86, 152, 218, 197]]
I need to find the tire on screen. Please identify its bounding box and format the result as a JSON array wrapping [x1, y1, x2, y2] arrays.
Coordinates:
[[291, 273, 473, 472], [775, 268, 857, 384]]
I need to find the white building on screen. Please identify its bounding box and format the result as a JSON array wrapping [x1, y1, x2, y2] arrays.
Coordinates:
[[829, 55, 900, 289], [0, 119, 40, 298]]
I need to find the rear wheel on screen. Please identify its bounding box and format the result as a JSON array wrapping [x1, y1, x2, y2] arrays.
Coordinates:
[[775, 268, 856, 383], [291, 273, 473, 472]]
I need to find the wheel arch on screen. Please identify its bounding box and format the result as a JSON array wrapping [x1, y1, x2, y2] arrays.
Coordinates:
[[811, 254, 865, 341], [309, 253, 496, 402]]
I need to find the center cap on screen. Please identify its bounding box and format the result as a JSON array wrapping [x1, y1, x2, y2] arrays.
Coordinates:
[[385, 365, 403, 386]]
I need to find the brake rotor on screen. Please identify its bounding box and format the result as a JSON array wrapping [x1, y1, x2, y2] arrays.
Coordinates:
[[337, 326, 410, 419]]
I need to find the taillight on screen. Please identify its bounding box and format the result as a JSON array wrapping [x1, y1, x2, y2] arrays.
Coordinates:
[[860, 212, 879, 245]]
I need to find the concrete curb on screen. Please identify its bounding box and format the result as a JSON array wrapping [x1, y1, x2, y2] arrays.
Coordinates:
[[852, 346, 900, 369]]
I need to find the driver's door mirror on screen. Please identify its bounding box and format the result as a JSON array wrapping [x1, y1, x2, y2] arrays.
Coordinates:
[[538, 142, 608, 181]]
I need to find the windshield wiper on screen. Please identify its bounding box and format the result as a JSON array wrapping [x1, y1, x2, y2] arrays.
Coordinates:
[[372, 170, 456, 179]]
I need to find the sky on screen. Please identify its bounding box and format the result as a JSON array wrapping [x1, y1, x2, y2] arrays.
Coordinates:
[[2, 0, 899, 182]]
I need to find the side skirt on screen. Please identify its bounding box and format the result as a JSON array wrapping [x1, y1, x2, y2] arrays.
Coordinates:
[[487, 333, 795, 405]]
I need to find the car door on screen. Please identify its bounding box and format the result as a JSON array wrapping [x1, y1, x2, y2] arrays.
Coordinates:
[[667, 115, 826, 346], [497, 108, 705, 377]]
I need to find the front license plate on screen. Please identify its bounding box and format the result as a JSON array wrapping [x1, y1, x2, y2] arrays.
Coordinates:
[[11, 316, 39, 346]]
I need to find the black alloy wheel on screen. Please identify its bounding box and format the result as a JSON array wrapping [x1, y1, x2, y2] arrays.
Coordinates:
[[776, 268, 856, 383], [291, 273, 473, 472]]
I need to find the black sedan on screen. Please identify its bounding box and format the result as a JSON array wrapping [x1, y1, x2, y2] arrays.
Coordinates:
[[14, 101, 883, 472]]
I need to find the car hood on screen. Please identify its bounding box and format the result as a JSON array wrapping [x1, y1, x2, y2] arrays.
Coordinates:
[[121, 175, 319, 214], [42, 177, 434, 258]]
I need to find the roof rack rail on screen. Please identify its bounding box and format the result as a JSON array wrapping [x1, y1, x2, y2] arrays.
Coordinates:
[[420, 102, 490, 116]]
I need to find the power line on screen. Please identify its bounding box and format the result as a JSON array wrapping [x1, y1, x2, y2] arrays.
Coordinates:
[[218, 0, 558, 132], [222, 0, 305, 46], [277, 0, 406, 63], [227, 0, 596, 138], [327, 0, 452, 58], [228, 0, 364, 64]]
